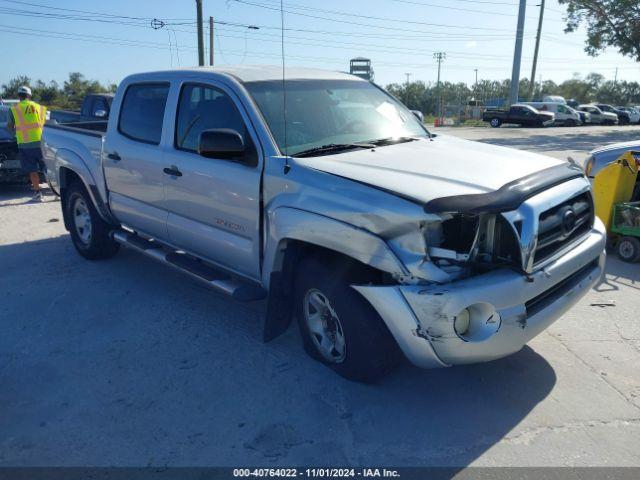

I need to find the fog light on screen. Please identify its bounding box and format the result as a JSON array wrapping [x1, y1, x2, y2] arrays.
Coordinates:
[[453, 303, 501, 342], [454, 309, 471, 336]]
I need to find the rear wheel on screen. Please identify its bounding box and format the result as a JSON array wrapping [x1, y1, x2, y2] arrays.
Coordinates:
[[616, 236, 640, 263], [565, 119, 577, 127], [65, 181, 119, 260], [294, 256, 400, 383], [489, 118, 501, 128]]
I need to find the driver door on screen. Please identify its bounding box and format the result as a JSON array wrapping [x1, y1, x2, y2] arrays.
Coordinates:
[[163, 82, 263, 280]]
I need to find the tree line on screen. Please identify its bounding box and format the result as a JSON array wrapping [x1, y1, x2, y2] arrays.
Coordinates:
[[1, 72, 116, 110], [2, 70, 638, 116], [386, 73, 640, 115]]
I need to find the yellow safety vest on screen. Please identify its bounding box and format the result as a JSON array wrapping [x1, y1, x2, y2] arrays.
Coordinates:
[[11, 100, 47, 144]]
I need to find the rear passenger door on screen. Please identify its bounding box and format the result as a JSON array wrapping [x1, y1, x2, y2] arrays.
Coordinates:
[[103, 82, 171, 240], [163, 82, 263, 280]]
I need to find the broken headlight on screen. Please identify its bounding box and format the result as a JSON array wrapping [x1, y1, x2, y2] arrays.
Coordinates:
[[427, 213, 520, 273]]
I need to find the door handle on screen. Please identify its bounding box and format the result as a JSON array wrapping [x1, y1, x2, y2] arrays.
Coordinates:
[[163, 166, 182, 177], [107, 152, 121, 161]]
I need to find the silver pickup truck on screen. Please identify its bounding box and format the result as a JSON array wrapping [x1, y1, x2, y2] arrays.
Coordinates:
[[42, 66, 606, 382]]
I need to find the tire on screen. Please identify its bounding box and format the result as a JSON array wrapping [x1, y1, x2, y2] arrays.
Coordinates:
[[294, 256, 401, 383], [489, 117, 501, 128], [64, 181, 119, 260], [565, 119, 576, 127], [617, 237, 640, 263]]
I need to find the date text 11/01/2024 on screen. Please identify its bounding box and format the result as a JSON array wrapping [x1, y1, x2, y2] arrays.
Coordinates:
[[233, 468, 400, 477]]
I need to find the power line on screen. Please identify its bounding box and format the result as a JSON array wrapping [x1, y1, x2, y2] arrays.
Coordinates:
[[388, 0, 563, 22], [0, 0, 190, 21], [230, 0, 517, 32]]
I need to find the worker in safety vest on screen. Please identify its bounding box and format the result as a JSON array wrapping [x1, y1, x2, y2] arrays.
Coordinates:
[[7, 86, 48, 201]]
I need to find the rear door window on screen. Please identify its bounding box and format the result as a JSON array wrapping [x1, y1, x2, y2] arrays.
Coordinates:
[[118, 83, 170, 144], [92, 97, 109, 116]]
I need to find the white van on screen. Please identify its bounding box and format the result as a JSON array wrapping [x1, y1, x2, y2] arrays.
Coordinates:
[[523, 101, 581, 126], [542, 95, 567, 104]]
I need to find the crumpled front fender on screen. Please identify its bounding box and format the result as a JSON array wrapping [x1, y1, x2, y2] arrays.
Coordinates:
[[263, 206, 409, 287]]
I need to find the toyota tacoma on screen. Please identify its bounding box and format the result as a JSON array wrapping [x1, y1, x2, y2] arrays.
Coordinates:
[[42, 67, 606, 382]]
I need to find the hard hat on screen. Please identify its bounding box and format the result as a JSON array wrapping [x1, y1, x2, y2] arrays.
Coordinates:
[[17, 86, 32, 96]]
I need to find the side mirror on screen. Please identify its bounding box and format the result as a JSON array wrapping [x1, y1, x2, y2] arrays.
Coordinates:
[[198, 128, 245, 160], [94, 109, 107, 118], [411, 110, 424, 122]]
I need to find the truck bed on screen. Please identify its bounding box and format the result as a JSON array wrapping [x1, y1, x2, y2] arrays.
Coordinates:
[[42, 120, 108, 200], [45, 120, 108, 136]]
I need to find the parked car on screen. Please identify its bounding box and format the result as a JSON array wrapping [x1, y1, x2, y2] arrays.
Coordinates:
[[595, 104, 630, 125], [571, 106, 591, 125], [482, 104, 555, 128], [577, 104, 618, 125], [542, 95, 566, 104], [0, 105, 22, 183], [585, 139, 640, 200], [42, 66, 606, 382], [616, 106, 640, 124], [522, 101, 581, 126], [49, 93, 114, 124]]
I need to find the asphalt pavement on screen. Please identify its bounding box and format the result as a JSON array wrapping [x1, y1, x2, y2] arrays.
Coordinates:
[[1, 125, 639, 468]]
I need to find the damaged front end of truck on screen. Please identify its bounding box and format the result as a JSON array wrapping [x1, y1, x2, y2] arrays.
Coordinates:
[[348, 163, 606, 368]]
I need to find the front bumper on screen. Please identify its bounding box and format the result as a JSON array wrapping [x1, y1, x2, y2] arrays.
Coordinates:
[[354, 219, 606, 368]]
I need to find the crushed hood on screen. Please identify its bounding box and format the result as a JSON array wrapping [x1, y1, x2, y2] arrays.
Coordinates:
[[293, 134, 564, 204]]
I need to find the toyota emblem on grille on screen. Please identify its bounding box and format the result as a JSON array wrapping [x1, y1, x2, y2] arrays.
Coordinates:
[[562, 208, 577, 235]]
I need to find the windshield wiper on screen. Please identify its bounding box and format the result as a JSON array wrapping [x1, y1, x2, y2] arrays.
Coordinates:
[[292, 143, 375, 158], [367, 136, 420, 146]]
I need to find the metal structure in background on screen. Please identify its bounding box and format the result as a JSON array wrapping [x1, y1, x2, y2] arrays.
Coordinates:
[[433, 52, 446, 119], [209, 16, 214, 66], [528, 0, 545, 101], [509, 0, 527, 105], [196, 0, 205, 66], [349, 58, 374, 81]]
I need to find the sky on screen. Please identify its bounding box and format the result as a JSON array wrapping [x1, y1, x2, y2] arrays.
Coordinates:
[[0, 0, 638, 89]]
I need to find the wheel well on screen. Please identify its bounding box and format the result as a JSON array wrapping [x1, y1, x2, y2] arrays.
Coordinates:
[[59, 167, 83, 231], [263, 239, 388, 342]]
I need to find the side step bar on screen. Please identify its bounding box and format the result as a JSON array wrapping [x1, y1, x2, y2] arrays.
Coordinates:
[[112, 231, 266, 301]]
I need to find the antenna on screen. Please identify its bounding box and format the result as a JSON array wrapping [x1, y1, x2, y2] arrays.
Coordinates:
[[280, 0, 290, 173]]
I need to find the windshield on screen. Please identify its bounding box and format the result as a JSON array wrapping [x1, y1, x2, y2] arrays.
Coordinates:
[[245, 79, 428, 156]]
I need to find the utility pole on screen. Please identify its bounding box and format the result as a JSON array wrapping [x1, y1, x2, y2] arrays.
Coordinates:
[[474, 68, 478, 98], [614, 67, 618, 84], [405, 72, 412, 85], [509, 0, 527, 106], [404, 73, 412, 105], [209, 16, 214, 66], [433, 52, 446, 119], [527, 0, 545, 101], [196, 0, 204, 66]]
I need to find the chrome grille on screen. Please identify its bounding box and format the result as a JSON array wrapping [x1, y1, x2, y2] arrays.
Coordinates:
[[533, 191, 593, 265]]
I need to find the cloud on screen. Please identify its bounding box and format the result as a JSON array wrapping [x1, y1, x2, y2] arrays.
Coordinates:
[[466, 41, 477, 49]]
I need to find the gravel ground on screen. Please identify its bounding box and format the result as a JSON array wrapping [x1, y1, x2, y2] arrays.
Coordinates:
[[1, 125, 639, 468]]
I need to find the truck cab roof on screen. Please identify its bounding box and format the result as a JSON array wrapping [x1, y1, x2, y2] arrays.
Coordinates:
[[122, 65, 362, 85]]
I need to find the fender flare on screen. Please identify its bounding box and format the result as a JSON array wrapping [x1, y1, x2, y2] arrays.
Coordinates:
[[55, 149, 117, 226], [262, 207, 408, 342], [263, 207, 408, 287]]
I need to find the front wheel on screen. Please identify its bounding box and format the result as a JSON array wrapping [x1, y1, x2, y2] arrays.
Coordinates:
[[294, 257, 401, 383], [489, 118, 501, 128], [64, 181, 119, 260], [617, 236, 640, 263]]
